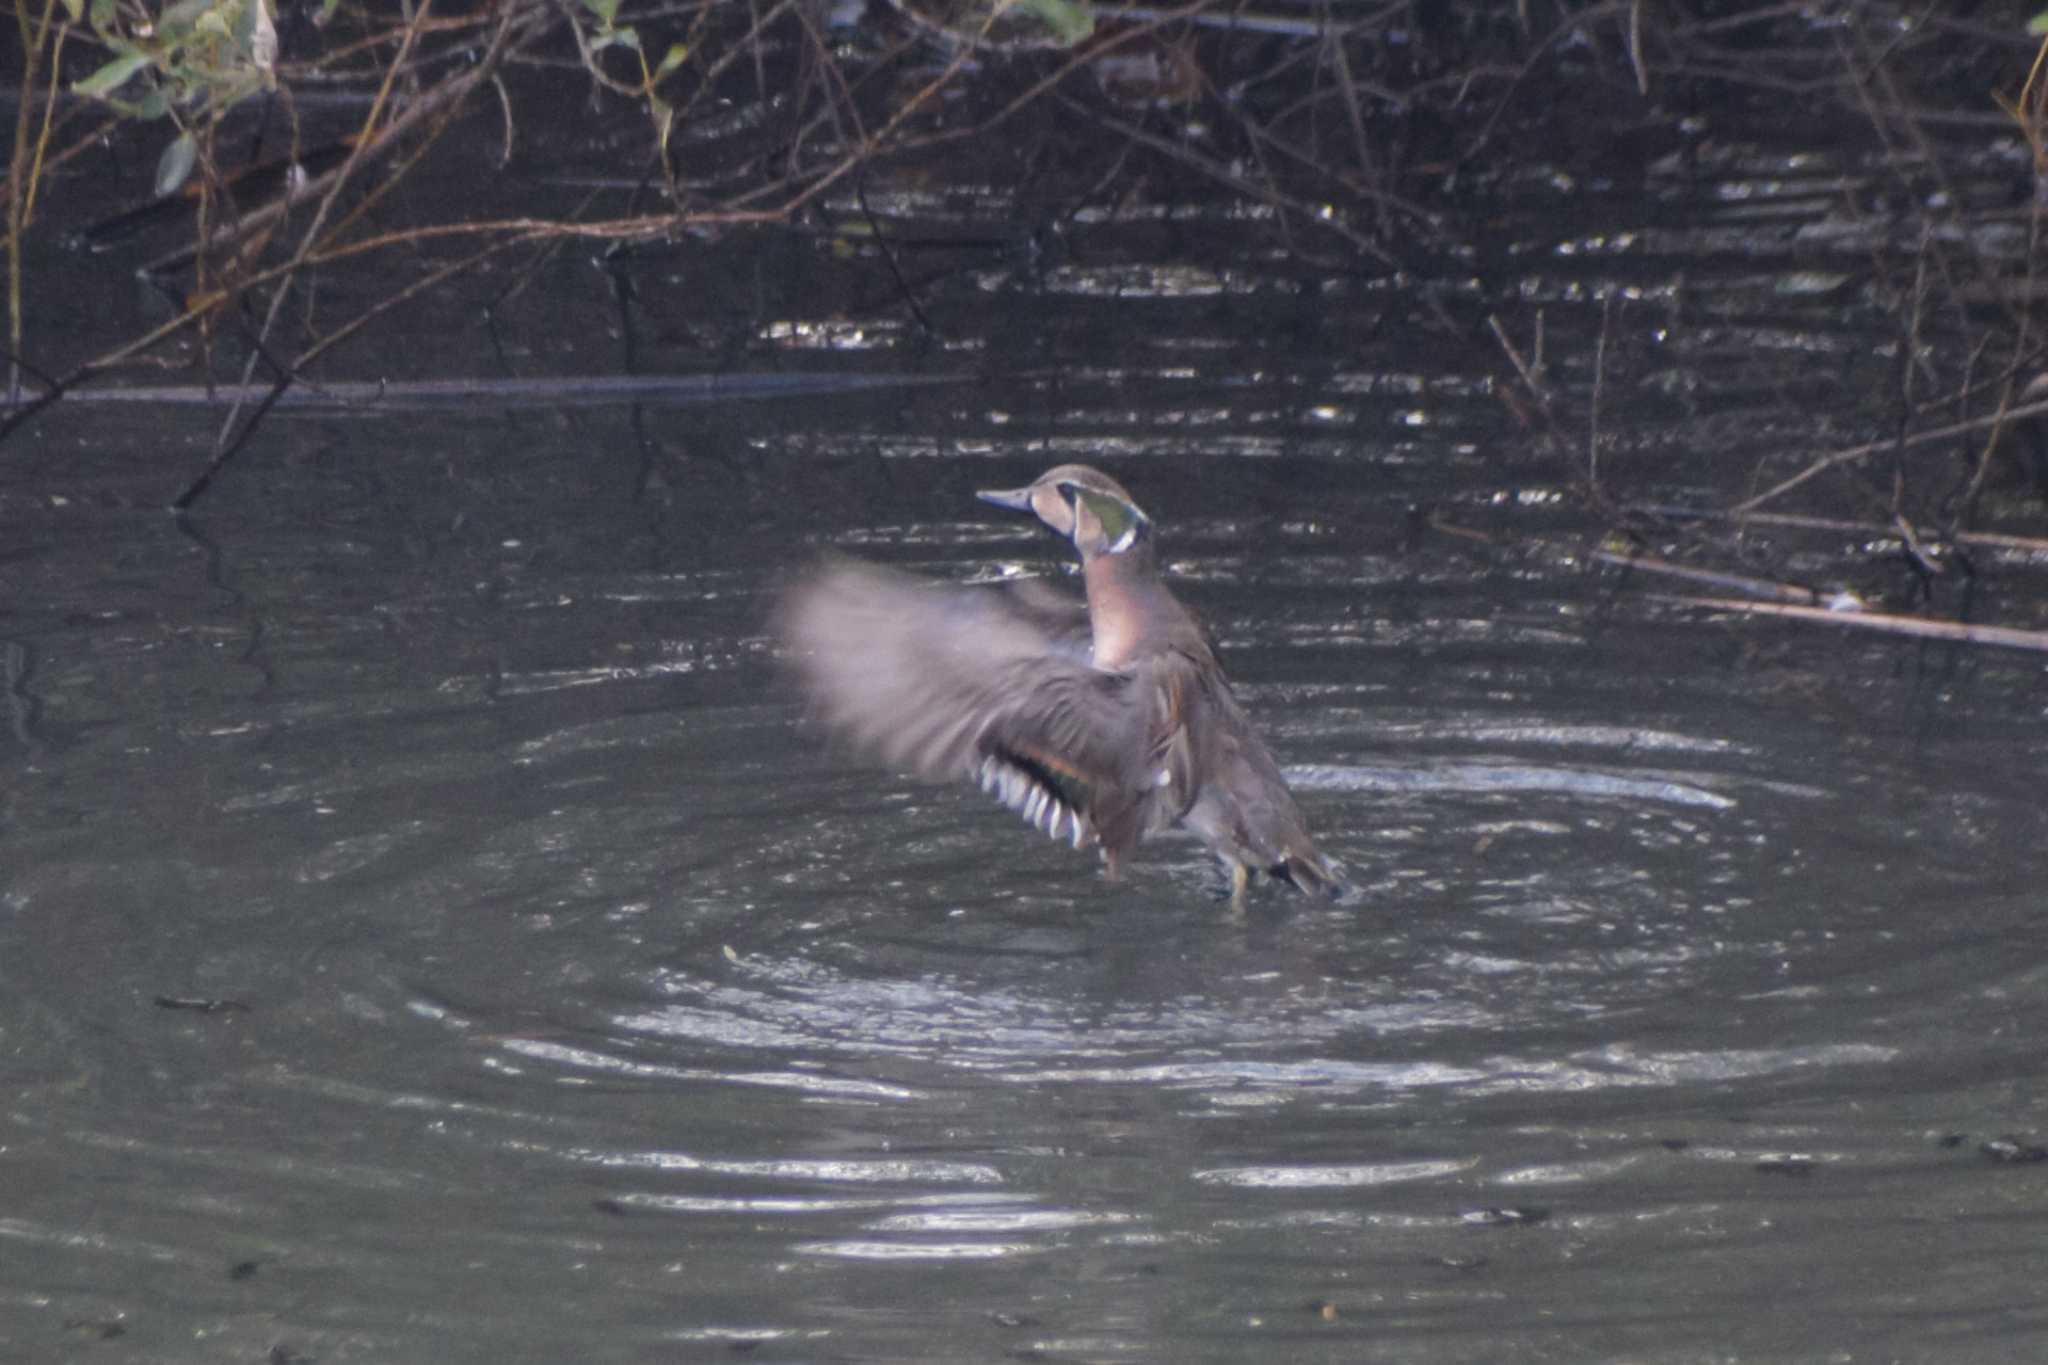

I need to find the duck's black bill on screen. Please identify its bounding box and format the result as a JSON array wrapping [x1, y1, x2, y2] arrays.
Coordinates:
[[976, 485, 1036, 511]]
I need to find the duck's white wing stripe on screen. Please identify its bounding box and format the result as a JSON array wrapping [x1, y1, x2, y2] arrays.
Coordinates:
[[975, 754, 1096, 849]]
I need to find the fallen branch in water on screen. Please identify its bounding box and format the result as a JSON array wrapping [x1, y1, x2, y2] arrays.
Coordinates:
[[1660, 596, 2048, 654], [1, 371, 972, 414], [1591, 549, 1861, 608], [1627, 504, 2048, 557]]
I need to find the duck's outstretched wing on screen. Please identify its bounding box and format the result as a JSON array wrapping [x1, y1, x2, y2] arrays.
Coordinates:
[[774, 558, 1153, 852]]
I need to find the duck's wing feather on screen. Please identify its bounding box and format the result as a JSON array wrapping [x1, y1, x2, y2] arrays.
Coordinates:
[[990, 574, 1092, 660], [775, 558, 1154, 850]]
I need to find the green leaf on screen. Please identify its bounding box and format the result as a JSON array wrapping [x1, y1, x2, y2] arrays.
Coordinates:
[[1015, 0, 1093, 47], [74, 51, 148, 98], [161, 0, 218, 33], [90, 0, 116, 26], [2031, 9, 2048, 35], [58, 0, 84, 24], [581, 0, 618, 27], [155, 132, 198, 196], [652, 95, 674, 156], [653, 41, 688, 84]]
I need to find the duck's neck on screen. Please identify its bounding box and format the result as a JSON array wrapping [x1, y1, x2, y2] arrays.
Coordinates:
[[1081, 543, 1186, 669]]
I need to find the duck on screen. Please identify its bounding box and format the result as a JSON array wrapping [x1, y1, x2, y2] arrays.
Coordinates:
[[775, 464, 1350, 908]]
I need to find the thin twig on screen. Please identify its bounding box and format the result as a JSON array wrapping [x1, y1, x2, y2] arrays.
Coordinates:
[[1626, 0, 1648, 95], [172, 234, 531, 508], [205, 0, 447, 473], [1732, 394, 2048, 513], [1488, 313, 1551, 411], [1587, 295, 1612, 507]]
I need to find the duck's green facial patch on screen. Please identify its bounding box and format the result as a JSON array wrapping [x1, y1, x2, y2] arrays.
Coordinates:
[[1066, 485, 1148, 553]]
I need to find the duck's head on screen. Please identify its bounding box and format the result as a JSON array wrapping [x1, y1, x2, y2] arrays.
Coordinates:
[[977, 464, 1152, 560]]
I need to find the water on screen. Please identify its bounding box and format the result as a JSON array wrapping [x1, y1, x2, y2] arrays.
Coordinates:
[[6, 113, 2048, 1365]]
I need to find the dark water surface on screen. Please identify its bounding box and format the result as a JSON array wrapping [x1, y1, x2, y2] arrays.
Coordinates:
[[7, 124, 2048, 1363]]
